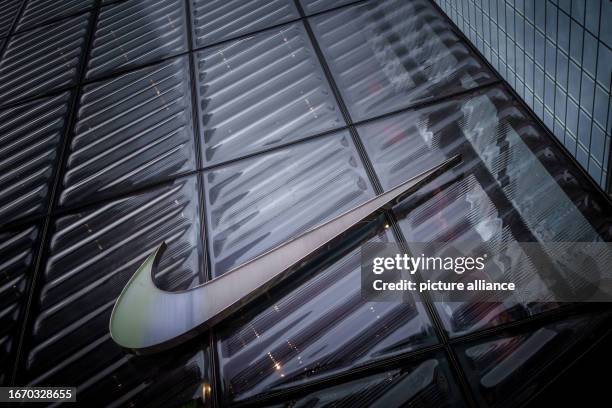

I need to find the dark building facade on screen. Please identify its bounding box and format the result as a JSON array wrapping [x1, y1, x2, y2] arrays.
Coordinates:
[[0, 0, 611, 407]]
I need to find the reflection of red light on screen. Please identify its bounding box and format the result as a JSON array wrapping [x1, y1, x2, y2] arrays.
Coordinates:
[[389, 131, 407, 144], [368, 81, 382, 94], [384, 122, 408, 144]]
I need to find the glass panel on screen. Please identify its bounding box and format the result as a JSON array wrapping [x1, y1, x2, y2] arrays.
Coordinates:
[[61, 57, 196, 207], [0, 225, 40, 385], [216, 230, 437, 403], [26, 177, 202, 390], [456, 313, 611, 407], [75, 348, 209, 406], [310, 0, 494, 121], [359, 85, 608, 336], [0, 0, 21, 37], [86, 0, 188, 80], [0, 92, 71, 226], [203, 130, 373, 277], [190, 0, 299, 48], [270, 353, 467, 407], [299, 0, 360, 15], [195, 22, 345, 166], [0, 14, 90, 105], [16, 0, 95, 31]]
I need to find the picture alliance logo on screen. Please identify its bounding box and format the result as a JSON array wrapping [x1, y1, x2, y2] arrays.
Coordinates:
[[371, 253, 488, 275]]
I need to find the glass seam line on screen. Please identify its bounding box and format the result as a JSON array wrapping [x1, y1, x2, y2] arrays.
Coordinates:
[[183, 0, 222, 406], [0, 0, 28, 62]]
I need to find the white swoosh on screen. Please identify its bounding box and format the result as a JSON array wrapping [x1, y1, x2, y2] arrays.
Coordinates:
[[109, 155, 461, 354]]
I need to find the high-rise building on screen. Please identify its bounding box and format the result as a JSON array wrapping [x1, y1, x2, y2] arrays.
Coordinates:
[[433, 0, 612, 192]]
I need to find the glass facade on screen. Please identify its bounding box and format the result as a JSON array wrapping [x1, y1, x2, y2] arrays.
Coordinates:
[[432, 0, 612, 191], [0, 0, 611, 407]]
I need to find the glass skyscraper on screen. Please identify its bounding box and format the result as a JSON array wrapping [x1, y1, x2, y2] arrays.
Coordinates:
[[433, 0, 612, 192]]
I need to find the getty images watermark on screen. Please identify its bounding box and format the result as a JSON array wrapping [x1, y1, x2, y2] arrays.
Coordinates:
[[360, 241, 612, 303]]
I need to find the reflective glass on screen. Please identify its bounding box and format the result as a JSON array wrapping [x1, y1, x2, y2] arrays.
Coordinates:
[[456, 313, 611, 407], [216, 230, 437, 403], [271, 353, 466, 407], [0, 225, 40, 384], [190, 0, 299, 47], [61, 57, 196, 207], [310, 0, 494, 121], [203, 131, 373, 277], [359, 86, 607, 336], [195, 22, 345, 166], [25, 177, 202, 392]]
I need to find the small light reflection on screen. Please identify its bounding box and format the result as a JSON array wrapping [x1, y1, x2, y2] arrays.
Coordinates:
[[201, 382, 212, 405]]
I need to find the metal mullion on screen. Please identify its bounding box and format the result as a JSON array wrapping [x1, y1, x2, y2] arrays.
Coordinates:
[[560, 5, 572, 152], [384, 213, 479, 408], [543, 0, 551, 121], [0, 0, 27, 62], [575, 1, 586, 156], [553, 0, 566, 146], [184, 0, 208, 291], [589, 0, 604, 186], [512, 0, 518, 87], [184, 0, 221, 406], [0, 215, 46, 387], [292, 0, 385, 193]]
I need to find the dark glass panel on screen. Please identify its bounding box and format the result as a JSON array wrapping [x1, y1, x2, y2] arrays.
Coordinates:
[[86, 0, 188, 80], [0, 225, 40, 385], [22, 178, 204, 406], [216, 230, 437, 403], [456, 313, 611, 407], [0, 14, 90, 105], [271, 353, 466, 408], [195, 22, 345, 166], [359, 86, 608, 335], [61, 57, 196, 207], [203, 130, 373, 277], [310, 0, 494, 121], [0, 92, 71, 227], [190, 0, 299, 48]]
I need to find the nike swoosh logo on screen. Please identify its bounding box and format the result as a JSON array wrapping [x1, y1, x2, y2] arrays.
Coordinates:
[[109, 155, 461, 354]]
